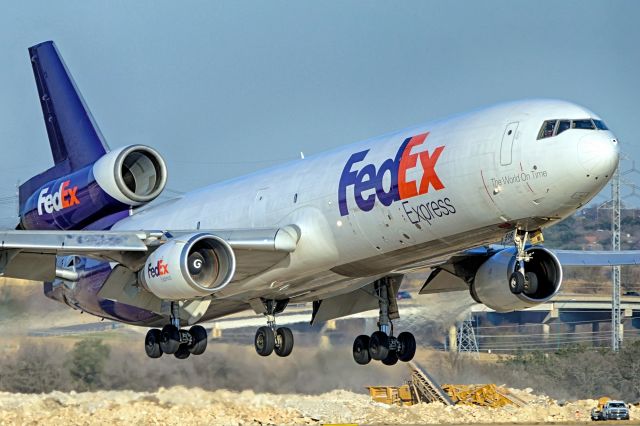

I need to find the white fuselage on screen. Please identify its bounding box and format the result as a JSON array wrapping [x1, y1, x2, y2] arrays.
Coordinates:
[[113, 99, 619, 306]]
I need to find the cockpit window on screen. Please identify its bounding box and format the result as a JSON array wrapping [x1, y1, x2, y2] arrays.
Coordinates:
[[557, 120, 571, 135], [537, 118, 609, 139], [538, 120, 557, 139], [572, 119, 595, 130], [594, 119, 608, 130]]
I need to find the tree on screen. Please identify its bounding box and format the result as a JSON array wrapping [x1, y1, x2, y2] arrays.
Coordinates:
[[66, 338, 110, 390]]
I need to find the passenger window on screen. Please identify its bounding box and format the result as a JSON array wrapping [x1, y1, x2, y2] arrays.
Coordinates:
[[557, 120, 571, 135], [538, 120, 557, 139], [594, 119, 608, 130], [572, 119, 595, 130]]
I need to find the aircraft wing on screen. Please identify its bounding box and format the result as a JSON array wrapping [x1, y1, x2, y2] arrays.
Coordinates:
[[0, 227, 299, 282], [551, 250, 640, 266], [419, 246, 640, 295]]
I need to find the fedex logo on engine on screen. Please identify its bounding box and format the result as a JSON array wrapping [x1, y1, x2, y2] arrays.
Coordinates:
[[148, 260, 169, 278], [338, 132, 445, 216], [37, 180, 80, 215]]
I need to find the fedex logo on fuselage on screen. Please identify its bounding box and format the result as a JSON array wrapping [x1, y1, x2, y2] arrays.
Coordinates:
[[148, 260, 169, 278], [37, 180, 80, 215], [338, 132, 445, 216]]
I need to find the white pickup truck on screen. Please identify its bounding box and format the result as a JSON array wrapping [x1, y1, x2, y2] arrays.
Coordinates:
[[591, 400, 630, 421]]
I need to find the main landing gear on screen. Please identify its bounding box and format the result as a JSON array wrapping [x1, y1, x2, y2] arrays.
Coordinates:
[[352, 279, 416, 366], [508, 230, 540, 296], [144, 302, 208, 359], [254, 299, 294, 358]]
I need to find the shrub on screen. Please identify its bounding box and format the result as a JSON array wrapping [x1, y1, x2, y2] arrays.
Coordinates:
[[65, 338, 110, 391]]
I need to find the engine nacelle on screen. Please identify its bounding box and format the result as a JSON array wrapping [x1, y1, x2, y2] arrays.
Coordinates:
[[139, 233, 236, 300], [93, 145, 167, 206], [470, 246, 562, 312], [20, 144, 168, 230]]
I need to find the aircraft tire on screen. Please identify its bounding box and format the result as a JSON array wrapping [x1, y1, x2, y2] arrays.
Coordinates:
[[255, 326, 275, 356], [188, 325, 208, 355], [160, 324, 181, 354], [369, 331, 389, 361], [524, 272, 539, 295], [509, 272, 525, 294], [174, 344, 191, 359], [274, 327, 294, 357], [144, 329, 163, 358], [397, 331, 416, 362], [382, 350, 399, 366], [352, 335, 371, 365]]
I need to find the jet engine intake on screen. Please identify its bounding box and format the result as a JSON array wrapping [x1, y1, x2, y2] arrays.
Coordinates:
[[470, 246, 562, 312], [93, 145, 167, 206], [139, 233, 236, 300]]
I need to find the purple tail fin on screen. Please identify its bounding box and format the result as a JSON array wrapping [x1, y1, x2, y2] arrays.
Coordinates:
[[18, 41, 109, 214]]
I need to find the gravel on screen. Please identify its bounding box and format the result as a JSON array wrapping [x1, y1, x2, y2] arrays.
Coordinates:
[[0, 386, 634, 425]]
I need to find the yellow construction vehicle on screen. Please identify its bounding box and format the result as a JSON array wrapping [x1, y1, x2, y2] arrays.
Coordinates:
[[366, 385, 416, 406], [366, 362, 524, 408], [442, 384, 522, 408]]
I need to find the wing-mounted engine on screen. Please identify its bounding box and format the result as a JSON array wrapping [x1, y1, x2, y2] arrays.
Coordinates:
[[139, 233, 236, 300], [420, 245, 563, 312], [20, 144, 167, 230], [470, 246, 562, 312]]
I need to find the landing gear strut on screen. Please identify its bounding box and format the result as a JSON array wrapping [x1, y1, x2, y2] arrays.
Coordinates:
[[254, 299, 294, 358], [352, 278, 416, 366], [144, 302, 208, 359], [509, 230, 541, 296]]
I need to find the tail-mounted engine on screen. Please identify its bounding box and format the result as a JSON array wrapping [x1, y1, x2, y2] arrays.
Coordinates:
[[20, 145, 167, 230], [470, 246, 562, 312], [139, 233, 236, 300], [92, 145, 167, 206]]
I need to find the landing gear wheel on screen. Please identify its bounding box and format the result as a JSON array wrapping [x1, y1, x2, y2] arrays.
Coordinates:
[[160, 324, 180, 354], [255, 326, 275, 356], [369, 331, 390, 361], [353, 335, 371, 365], [382, 350, 399, 366], [397, 331, 416, 362], [274, 327, 294, 357], [509, 271, 525, 295], [188, 325, 208, 355], [524, 272, 539, 295], [174, 344, 191, 359], [144, 329, 163, 359]]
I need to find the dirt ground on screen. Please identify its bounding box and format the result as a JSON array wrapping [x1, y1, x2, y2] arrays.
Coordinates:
[[0, 386, 634, 425]]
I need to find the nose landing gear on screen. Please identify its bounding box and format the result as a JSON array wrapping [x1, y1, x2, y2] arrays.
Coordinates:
[[352, 278, 416, 366], [509, 230, 542, 296]]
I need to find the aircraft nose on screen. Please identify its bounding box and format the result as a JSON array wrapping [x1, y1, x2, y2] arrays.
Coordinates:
[[578, 133, 619, 178]]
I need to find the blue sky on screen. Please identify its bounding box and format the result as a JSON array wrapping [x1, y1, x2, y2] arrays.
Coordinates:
[[0, 1, 638, 226]]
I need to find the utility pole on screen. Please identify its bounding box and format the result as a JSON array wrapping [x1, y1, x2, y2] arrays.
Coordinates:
[[612, 161, 622, 352]]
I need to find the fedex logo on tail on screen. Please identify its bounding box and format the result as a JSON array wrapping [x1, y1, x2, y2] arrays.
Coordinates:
[[37, 180, 80, 215], [338, 132, 445, 216]]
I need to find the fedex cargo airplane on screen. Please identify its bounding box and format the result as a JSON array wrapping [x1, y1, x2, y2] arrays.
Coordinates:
[[3, 41, 638, 365]]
